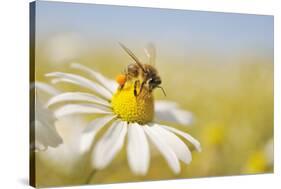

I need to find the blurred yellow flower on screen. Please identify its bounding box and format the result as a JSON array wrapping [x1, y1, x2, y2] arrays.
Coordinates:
[[243, 151, 267, 173], [201, 122, 225, 146], [243, 139, 273, 174]]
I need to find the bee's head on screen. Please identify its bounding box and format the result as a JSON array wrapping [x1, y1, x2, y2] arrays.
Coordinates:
[[148, 76, 161, 89], [148, 76, 166, 96]]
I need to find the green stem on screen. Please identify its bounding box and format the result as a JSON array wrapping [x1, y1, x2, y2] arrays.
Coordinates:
[[85, 169, 97, 184]]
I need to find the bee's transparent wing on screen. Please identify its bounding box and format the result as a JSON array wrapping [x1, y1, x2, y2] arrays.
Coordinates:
[[119, 42, 145, 72], [144, 43, 156, 65]]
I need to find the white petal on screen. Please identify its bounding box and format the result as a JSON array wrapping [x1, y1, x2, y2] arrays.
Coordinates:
[[80, 131, 96, 154], [155, 101, 178, 110], [153, 124, 192, 164], [84, 115, 116, 133], [45, 72, 112, 99], [34, 141, 47, 151], [35, 120, 63, 149], [155, 101, 193, 126], [173, 110, 193, 125], [127, 123, 150, 175], [36, 98, 57, 124], [161, 126, 201, 152], [71, 63, 118, 93], [80, 115, 116, 153], [34, 99, 63, 150], [54, 104, 112, 118], [143, 125, 180, 174], [33, 81, 60, 95], [93, 121, 127, 169], [46, 92, 110, 108]]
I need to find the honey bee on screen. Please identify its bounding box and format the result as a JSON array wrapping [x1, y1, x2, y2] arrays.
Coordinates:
[[116, 43, 166, 97]]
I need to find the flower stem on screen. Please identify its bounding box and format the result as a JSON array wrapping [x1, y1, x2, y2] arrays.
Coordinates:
[[85, 169, 97, 184]]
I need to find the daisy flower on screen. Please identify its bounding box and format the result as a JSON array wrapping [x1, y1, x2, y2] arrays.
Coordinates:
[[32, 82, 63, 151], [38, 116, 88, 175], [46, 62, 201, 175], [34, 84, 88, 175]]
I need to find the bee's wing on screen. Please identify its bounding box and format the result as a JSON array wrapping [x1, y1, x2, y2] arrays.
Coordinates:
[[144, 43, 156, 65], [119, 42, 146, 72]]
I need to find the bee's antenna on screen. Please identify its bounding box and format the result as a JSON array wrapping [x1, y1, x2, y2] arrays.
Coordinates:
[[119, 42, 146, 73], [157, 86, 166, 96]]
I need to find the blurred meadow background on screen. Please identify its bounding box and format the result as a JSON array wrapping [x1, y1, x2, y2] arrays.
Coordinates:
[[33, 1, 273, 187]]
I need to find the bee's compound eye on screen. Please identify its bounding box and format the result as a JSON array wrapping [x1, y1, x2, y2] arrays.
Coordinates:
[[116, 74, 126, 85], [150, 77, 161, 85], [149, 77, 162, 90], [157, 78, 162, 85]]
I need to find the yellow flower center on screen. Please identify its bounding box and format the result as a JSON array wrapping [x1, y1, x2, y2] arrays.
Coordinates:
[[111, 81, 154, 124]]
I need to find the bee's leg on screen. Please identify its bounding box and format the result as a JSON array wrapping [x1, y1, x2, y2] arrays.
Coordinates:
[[134, 80, 140, 97], [138, 80, 146, 96], [119, 84, 124, 90]]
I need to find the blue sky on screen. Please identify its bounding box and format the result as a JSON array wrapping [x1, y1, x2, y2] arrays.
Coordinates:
[[35, 1, 273, 58]]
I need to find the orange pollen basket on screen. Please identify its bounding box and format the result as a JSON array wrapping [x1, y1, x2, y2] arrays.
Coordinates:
[[116, 74, 126, 86]]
